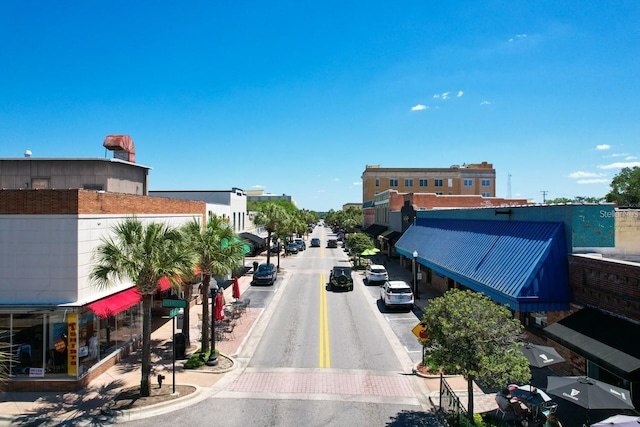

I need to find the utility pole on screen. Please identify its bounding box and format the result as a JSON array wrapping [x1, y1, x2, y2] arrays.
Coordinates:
[[541, 190, 548, 204]]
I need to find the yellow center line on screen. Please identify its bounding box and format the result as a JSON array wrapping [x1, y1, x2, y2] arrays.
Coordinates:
[[319, 273, 330, 368]]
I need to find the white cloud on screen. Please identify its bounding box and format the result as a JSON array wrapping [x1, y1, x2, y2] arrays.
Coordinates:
[[598, 161, 640, 169], [252, 184, 265, 188], [433, 94, 440, 99], [352, 182, 362, 186], [611, 152, 629, 158], [577, 178, 610, 184], [480, 100, 491, 105], [568, 171, 604, 179], [457, 91, 463, 97], [332, 178, 340, 182], [411, 104, 427, 111], [441, 92, 450, 100], [596, 144, 611, 150], [626, 155, 638, 160], [317, 189, 326, 193], [508, 34, 528, 42]]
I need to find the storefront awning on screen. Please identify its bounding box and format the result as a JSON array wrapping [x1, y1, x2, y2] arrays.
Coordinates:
[[240, 232, 267, 247], [87, 287, 142, 318], [544, 307, 640, 380], [379, 230, 403, 241], [395, 218, 573, 312], [364, 224, 387, 237]]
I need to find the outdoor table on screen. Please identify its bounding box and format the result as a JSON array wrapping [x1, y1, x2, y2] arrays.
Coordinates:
[[509, 385, 554, 426]]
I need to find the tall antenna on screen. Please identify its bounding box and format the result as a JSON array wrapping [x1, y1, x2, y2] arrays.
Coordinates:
[[507, 172, 512, 199], [541, 190, 548, 204]]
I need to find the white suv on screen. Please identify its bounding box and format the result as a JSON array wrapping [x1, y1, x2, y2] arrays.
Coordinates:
[[365, 264, 388, 284], [379, 280, 414, 310]]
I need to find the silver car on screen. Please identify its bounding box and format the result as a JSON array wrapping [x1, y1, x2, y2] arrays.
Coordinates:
[[365, 264, 388, 284]]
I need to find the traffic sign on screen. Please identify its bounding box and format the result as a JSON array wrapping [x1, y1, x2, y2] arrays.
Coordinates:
[[169, 308, 180, 318], [162, 299, 187, 308], [412, 322, 428, 340]]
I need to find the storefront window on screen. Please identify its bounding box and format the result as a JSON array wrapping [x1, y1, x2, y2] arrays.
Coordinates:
[[11, 314, 44, 377]]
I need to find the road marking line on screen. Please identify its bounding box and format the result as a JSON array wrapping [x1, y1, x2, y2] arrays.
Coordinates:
[[319, 272, 330, 368]]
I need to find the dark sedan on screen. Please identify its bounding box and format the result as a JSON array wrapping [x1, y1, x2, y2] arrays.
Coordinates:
[[252, 263, 278, 285]]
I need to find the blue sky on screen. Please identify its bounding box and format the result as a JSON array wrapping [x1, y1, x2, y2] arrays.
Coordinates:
[[1, 1, 638, 212]]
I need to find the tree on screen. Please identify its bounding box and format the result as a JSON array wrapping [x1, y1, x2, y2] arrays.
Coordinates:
[[421, 289, 530, 421], [91, 218, 195, 397], [182, 217, 247, 355], [606, 166, 640, 207], [253, 203, 289, 265]]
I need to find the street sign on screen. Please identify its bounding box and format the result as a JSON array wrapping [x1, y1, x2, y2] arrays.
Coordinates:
[[162, 299, 187, 308], [169, 308, 180, 318], [412, 322, 428, 340]]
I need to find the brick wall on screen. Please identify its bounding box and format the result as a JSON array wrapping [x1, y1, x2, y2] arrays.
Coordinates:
[[569, 254, 640, 322], [0, 189, 206, 218]]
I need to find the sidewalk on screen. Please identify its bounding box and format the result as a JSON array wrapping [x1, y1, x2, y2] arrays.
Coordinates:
[[0, 261, 262, 426]]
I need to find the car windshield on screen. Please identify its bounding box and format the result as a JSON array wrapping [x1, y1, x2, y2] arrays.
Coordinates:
[[257, 264, 272, 272], [333, 268, 352, 275]]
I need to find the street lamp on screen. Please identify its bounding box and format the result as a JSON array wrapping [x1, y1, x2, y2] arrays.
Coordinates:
[[206, 279, 219, 366], [412, 250, 419, 300]]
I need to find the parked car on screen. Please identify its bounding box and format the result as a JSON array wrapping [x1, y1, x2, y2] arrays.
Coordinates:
[[365, 264, 388, 284], [286, 242, 299, 254], [327, 239, 338, 248], [329, 266, 354, 291], [310, 237, 321, 247], [294, 238, 306, 251], [252, 263, 278, 285], [379, 280, 414, 310]]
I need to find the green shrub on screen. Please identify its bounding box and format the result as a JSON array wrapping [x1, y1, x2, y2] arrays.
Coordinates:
[[183, 348, 219, 369]]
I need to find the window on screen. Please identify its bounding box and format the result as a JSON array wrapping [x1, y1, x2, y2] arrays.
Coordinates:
[[434, 179, 443, 187], [83, 184, 104, 191], [482, 179, 491, 186], [375, 179, 379, 187], [482, 192, 491, 197], [463, 179, 473, 187], [448, 178, 453, 187], [435, 192, 443, 195], [419, 179, 428, 187], [389, 179, 398, 187], [404, 179, 413, 187]]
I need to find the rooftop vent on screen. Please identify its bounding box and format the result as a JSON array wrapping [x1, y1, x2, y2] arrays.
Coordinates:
[[103, 134, 135, 163]]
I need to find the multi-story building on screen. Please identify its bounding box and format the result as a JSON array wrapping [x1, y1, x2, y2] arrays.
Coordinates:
[[361, 162, 496, 204], [246, 189, 296, 206]]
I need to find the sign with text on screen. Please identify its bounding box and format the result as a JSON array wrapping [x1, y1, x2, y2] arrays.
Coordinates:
[[162, 299, 187, 308]]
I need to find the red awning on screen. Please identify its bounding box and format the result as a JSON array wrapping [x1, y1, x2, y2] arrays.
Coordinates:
[[158, 276, 172, 292], [87, 288, 142, 318]]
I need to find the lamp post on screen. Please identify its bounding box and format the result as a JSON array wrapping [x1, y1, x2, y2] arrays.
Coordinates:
[[276, 239, 281, 271], [206, 279, 219, 366], [412, 250, 419, 300]]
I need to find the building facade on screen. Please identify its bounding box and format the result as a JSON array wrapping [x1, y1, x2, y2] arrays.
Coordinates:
[[361, 162, 496, 204], [0, 189, 205, 391]]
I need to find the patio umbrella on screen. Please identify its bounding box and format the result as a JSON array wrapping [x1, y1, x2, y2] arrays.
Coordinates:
[[520, 343, 566, 368], [214, 292, 225, 321], [591, 415, 640, 426], [361, 248, 380, 256], [232, 277, 241, 300], [547, 376, 635, 410]]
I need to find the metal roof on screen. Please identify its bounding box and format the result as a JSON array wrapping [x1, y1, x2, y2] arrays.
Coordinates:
[[395, 218, 573, 312]]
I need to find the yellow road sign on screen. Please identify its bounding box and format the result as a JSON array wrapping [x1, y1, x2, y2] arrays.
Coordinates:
[[412, 322, 427, 340]]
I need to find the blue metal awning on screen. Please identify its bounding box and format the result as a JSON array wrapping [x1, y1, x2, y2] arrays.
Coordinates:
[[395, 218, 573, 312]]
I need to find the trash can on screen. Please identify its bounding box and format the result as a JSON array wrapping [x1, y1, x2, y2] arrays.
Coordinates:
[[174, 333, 186, 359]]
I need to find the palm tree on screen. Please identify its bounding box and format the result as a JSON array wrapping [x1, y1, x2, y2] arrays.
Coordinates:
[[91, 217, 195, 397], [182, 217, 246, 354], [252, 203, 288, 265]]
